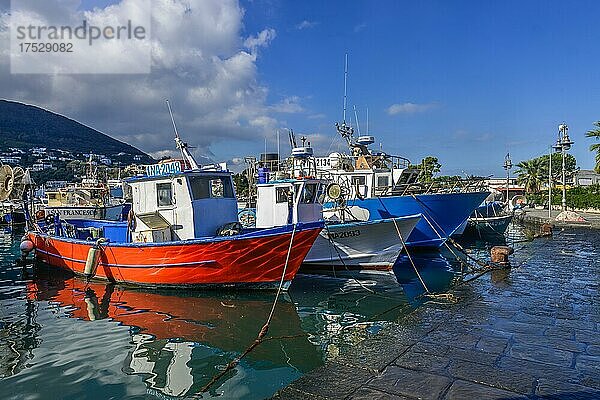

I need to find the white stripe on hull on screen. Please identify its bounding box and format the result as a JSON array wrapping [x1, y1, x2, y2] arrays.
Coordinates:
[[303, 215, 420, 268]]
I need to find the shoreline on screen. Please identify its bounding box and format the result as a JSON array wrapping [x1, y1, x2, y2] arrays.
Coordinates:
[[515, 208, 600, 229], [273, 227, 600, 399]]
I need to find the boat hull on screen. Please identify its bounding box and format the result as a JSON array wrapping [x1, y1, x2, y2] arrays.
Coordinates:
[[28, 222, 322, 289], [325, 191, 490, 249], [464, 214, 513, 237], [302, 214, 421, 270]]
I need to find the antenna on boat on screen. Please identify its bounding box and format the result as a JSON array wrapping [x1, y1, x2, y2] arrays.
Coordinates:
[[342, 53, 348, 124], [287, 128, 297, 149], [366, 107, 369, 135], [335, 53, 355, 146], [353, 105, 361, 135], [166, 100, 200, 171]]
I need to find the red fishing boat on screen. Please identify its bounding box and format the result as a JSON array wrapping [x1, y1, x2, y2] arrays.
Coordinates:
[[22, 103, 323, 289]]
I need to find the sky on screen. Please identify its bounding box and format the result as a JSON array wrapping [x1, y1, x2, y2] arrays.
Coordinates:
[[1, 0, 599, 176]]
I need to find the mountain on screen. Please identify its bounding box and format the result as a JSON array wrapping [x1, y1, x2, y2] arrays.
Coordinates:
[[0, 100, 153, 163]]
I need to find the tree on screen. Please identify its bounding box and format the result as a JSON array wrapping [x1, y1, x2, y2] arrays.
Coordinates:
[[515, 158, 546, 193], [586, 121, 600, 173], [413, 156, 441, 183], [538, 153, 577, 182]]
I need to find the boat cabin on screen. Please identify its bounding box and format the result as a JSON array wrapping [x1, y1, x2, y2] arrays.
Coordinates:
[[127, 164, 238, 242], [255, 178, 324, 228]]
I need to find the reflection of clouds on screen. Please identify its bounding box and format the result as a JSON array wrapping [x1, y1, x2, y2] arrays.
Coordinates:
[[126, 334, 194, 397]]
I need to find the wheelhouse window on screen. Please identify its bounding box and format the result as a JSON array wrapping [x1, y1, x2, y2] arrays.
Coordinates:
[[189, 175, 235, 200], [156, 183, 173, 207], [377, 175, 390, 188], [352, 175, 366, 186], [276, 186, 291, 203], [298, 183, 318, 204]]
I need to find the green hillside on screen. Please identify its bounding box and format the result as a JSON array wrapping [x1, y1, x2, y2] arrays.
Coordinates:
[[0, 100, 153, 163]]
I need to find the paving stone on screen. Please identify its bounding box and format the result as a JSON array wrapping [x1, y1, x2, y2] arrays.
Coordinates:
[[586, 345, 600, 356], [395, 350, 451, 374], [422, 330, 481, 350], [498, 356, 580, 383], [446, 359, 535, 395], [273, 387, 328, 400], [536, 379, 600, 399], [475, 336, 509, 355], [347, 387, 413, 400], [509, 342, 574, 367], [513, 311, 556, 326], [340, 334, 414, 372], [286, 361, 374, 399], [367, 366, 452, 399], [545, 326, 576, 340], [575, 355, 600, 375], [443, 380, 527, 400], [489, 318, 548, 336], [575, 330, 600, 345], [555, 318, 598, 332]]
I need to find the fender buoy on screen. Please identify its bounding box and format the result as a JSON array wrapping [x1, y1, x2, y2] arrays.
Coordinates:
[[127, 209, 136, 231]]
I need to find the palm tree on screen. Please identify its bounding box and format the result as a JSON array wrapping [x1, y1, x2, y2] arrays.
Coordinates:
[[586, 121, 600, 173], [516, 158, 546, 193]]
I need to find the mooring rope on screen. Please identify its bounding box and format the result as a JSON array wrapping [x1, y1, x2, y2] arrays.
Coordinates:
[[199, 223, 298, 394]]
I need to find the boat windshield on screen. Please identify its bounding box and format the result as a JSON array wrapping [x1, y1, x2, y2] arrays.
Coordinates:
[[189, 175, 235, 200]]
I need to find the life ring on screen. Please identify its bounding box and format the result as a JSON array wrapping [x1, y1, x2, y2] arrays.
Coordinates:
[[35, 209, 46, 221]]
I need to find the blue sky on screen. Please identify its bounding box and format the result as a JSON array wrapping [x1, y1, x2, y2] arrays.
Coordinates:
[[5, 0, 600, 176], [239, 0, 600, 176]]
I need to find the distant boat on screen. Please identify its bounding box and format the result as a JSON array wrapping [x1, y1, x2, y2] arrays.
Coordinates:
[[463, 201, 513, 237]]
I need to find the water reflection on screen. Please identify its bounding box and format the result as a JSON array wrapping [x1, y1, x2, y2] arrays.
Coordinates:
[[23, 270, 320, 399], [0, 228, 466, 399]]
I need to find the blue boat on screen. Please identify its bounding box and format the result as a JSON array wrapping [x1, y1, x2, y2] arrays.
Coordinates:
[[328, 191, 489, 249]]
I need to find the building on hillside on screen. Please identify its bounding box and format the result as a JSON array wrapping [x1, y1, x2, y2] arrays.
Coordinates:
[[574, 169, 600, 186], [0, 156, 21, 164]]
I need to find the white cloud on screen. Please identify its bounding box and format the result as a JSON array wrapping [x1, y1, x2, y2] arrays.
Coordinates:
[[296, 20, 318, 30], [270, 96, 304, 114], [0, 0, 283, 158], [386, 102, 438, 115], [243, 28, 276, 54]]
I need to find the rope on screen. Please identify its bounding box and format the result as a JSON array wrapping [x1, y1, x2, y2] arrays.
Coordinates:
[[199, 223, 298, 394], [372, 196, 459, 304], [373, 197, 431, 293]]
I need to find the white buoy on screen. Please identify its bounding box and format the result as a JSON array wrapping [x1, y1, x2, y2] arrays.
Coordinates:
[[84, 245, 102, 278]]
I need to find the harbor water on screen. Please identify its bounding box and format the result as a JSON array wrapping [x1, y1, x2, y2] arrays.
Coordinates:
[[2, 225, 524, 399]]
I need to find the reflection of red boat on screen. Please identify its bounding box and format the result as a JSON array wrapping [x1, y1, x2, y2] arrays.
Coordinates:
[[26, 275, 321, 372]]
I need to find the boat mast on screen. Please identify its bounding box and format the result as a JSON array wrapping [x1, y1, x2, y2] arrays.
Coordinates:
[[336, 53, 354, 147], [166, 100, 200, 171], [343, 53, 348, 125]]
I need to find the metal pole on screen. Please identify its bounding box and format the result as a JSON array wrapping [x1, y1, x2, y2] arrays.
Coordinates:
[[548, 147, 552, 218], [561, 147, 567, 211], [506, 169, 510, 204]]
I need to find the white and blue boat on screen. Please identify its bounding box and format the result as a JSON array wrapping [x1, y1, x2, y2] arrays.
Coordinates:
[[253, 144, 421, 270], [304, 123, 489, 249]]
